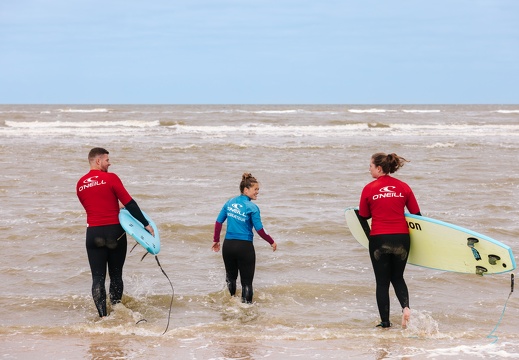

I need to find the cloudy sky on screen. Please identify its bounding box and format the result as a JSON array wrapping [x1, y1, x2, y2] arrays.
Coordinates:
[[1, 0, 517, 104]]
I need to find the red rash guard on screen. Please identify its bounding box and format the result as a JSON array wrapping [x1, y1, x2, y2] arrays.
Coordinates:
[[76, 170, 133, 227], [358, 175, 420, 236]]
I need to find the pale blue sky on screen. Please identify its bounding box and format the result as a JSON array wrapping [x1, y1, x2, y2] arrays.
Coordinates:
[[1, 0, 518, 104]]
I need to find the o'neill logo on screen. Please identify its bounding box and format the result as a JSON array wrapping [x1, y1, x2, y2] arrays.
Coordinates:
[[227, 203, 247, 222], [228, 203, 246, 217], [78, 176, 107, 191], [379, 186, 396, 193], [373, 185, 404, 200]]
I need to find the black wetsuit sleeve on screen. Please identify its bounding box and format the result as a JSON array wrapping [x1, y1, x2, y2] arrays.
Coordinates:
[[354, 209, 371, 238], [124, 199, 149, 227]]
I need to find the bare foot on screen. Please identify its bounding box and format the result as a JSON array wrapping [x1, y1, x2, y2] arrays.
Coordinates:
[[402, 307, 411, 328]]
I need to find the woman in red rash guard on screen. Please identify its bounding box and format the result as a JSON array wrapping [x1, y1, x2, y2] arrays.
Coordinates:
[[76, 147, 154, 317], [358, 152, 421, 329]]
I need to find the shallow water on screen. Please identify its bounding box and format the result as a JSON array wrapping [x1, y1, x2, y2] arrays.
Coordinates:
[[1, 104, 518, 359]]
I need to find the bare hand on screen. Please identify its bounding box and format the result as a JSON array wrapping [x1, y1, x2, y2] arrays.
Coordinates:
[[145, 225, 155, 237], [271, 242, 277, 252], [212, 242, 220, 252]]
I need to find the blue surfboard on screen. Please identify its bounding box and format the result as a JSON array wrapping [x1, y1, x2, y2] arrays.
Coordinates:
[[119, 208, 160, 255]]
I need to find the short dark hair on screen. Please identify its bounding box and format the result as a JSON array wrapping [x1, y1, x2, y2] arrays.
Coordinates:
[[88, 147, 109, 162]]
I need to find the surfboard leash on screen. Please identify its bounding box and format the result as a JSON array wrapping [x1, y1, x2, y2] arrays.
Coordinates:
[[133, 251, 174, 335], [486, 273, 514, 344], [154, 255, 174, 335]]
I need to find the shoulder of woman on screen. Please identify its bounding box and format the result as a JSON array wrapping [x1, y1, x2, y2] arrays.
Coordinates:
[[394, 177, 413, 189], [246, 201, 260, 211]]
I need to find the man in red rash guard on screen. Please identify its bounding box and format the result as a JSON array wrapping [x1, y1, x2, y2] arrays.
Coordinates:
[[77, 147, 154, 317], [358, 152, 421, 329]]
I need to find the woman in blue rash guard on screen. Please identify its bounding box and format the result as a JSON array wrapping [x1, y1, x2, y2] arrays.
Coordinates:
[[212, 173, 277, 303]]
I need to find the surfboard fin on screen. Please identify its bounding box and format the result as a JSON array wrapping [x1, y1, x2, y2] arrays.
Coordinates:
[[467, 237, 482, 261], [467, 237, 479, 247], [476, 266, 488, 276], [488, 255, 501, 265]]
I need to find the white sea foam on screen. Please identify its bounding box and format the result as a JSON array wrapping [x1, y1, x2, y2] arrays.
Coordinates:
[[168, 123, 367, 137], [245, 109, 302, 114], [425, 343, 519, 358], [348, 108, 397, 113], [184, 109, 308, 115], [426, 142, 456, 148], [168, 123, 519, 138], [2, 120, 519, 139], [4, 120, 160, 128], [402, 109, 441, 113], [496, 110, 519, 114], [57, 108, 111, 113]]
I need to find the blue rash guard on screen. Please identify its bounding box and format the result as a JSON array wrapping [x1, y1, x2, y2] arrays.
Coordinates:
[[216, 194, 264, 241]]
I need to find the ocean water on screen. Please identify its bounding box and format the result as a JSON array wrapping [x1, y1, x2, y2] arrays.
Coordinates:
[[1, 104, 518, 359]]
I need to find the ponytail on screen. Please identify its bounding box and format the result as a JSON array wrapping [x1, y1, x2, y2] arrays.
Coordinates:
[[240, 173, 258, 193], [372, 152, 409, 174]]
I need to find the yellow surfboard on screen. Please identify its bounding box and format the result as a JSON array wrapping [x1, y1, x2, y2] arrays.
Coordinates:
[[345, 207, 516, 275]]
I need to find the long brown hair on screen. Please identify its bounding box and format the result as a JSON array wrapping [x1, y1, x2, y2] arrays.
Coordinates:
[[371, 152, 409, 174]]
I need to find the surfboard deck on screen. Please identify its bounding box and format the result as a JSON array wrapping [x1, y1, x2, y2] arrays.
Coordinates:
[[119, 208, 160, 255], [344, 207, 516, 275]]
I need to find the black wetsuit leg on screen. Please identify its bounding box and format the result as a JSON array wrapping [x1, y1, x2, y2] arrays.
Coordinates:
[[369, 233, 410, 324], [222, 240, 238, 296], [86, 224, 127, 317], [222, 239, 256, 303]]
